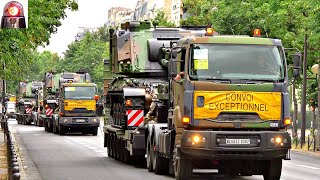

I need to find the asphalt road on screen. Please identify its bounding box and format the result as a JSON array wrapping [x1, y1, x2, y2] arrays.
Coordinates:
[[8, 118, 320, 180]]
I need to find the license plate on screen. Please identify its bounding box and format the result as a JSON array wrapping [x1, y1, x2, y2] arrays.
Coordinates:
[[226, 139, 250, 145], [76, 119, 86, 122]]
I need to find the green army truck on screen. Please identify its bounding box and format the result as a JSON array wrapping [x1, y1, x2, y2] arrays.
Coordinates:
[[103, 21, 301, 180], [16, 81, 43, 125]]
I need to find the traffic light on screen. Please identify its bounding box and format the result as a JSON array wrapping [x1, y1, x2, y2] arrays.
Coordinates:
[[1, 1, 26, 28]]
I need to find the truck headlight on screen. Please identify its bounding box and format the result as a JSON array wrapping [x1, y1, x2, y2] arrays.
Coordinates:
[[270, 137, 285, 146], [187, 135, 206, 145]]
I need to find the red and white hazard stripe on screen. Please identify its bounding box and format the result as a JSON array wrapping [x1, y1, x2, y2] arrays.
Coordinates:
[[45, 108, 53, 117], [26, 108, 32, 114], [127, 110, 144, 127]]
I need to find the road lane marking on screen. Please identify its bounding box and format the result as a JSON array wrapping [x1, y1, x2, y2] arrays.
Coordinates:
[[297, 165, 320, 170]]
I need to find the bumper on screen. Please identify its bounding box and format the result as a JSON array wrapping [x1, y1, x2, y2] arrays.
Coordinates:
[[59, 116, 100, 128], [180, 130, 291, 160]]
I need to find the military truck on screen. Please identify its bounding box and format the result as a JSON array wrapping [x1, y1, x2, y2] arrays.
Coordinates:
[[42, 72, 99, 135], [16, 81, 43, 125], [103, 21, 301, 180]]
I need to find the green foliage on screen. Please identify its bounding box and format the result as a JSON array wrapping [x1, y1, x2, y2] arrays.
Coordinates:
[[56, 26, 110, 94], [1, 0, 78, 93], [152, 10, 176, 27]]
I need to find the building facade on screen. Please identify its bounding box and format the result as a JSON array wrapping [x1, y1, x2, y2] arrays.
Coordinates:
[[107, 7, 132, 27], [171, 0, 182, 26]]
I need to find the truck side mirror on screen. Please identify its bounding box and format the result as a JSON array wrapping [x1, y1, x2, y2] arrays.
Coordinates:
[[293, 52, 302, 78]]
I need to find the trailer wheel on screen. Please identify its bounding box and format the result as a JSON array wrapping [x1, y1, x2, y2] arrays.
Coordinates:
[[263, 159, 282, 180], [174, 149, 192, 180], [110, 134, 115, 158], [147, 135, 153, 172], [122, 140, 130, 163]]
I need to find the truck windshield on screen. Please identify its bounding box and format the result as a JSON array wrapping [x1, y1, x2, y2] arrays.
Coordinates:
[[189, 44, 285, 81], [64, 86, 95, 100]]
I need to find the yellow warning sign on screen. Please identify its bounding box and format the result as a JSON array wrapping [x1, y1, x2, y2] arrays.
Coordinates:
[[194, 59, 208, 69], [194, 91, 281, 120]]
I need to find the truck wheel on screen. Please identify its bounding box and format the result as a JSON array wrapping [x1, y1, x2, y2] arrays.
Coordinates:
[[147, 135, 153, 172], [53, 122, 58, 134], [39, 119, 44, 127], [107, 134, 112, 157], [92, 127, 98, 136], [44, 121, 48, 131], [153, 136, 168, 174], [59, 126, 65, 135], [110, 134, 115, 158], [48, 122, 53, 132], [174, 149, 192, 180], [122, 140, 130, 163], [115, 138, 120, 160], [263, 159, 282, 180]]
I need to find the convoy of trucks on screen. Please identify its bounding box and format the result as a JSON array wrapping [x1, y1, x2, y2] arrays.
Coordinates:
[[7, 19, 302, 180], [102, 21, 301, 180]]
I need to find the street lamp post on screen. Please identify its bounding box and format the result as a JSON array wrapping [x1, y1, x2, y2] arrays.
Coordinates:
[[311, 61, 320, 150]]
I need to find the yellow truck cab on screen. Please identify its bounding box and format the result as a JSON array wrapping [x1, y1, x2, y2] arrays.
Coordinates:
[[52, 82, 100, 135]]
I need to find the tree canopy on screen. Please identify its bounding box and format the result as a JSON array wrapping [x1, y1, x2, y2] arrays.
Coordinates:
[[56, 26, 109, 94]]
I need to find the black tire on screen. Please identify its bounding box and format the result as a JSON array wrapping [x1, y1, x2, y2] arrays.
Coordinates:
[[110, 135, 115, 158], [174, 149, 192, 180], [147, 136, 153, 172], [44, 121, 48, 131], [115, 138, 120, 160], [153, 136, 169, 174], [120, 139, 124, 162], [107, 134, 112, 157], [263, 159, 282, 180], [59, 125, 65, 135], [48, 121, 53, 132], [53, 122, 58, 134], [123, 140, 130, 163], [92, 127, 98, 136]]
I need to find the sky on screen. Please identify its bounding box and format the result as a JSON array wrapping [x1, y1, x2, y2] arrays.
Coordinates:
[[38, 0, 139, 57]]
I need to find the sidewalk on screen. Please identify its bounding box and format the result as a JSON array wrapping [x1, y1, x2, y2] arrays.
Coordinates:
[[0, 129, 8, 180]]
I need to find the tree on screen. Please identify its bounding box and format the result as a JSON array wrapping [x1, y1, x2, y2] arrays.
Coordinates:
[[152, 10, 176, 27], [56, 26, 109, 94]]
